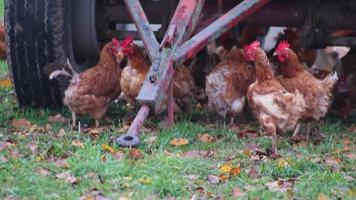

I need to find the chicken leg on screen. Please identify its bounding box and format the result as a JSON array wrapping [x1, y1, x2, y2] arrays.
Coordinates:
[[72, 112, 76, 127]]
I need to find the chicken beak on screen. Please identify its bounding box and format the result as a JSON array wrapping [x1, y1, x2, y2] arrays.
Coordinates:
[[116, 51, 124, 63], [273, 52, 278, 56]]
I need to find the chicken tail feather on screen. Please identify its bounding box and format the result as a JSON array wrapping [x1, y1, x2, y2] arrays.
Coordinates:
[[49, 68, 72, 80]]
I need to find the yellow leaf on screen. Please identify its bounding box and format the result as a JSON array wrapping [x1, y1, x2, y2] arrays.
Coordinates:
[[219, 163, 232, 174], [242, 149, 252, 157], [317, 193, 328, 200], [198, 133, 216, 143], [101, 144, 115, 153], [72, 140, 84, 149], [230, 166, 241, 177], [276, 158, 289, 168], [139, 178, 152, 184], [11, 119, 32, 130], [0, 78, 12, 89], [170, 138, 189, 146], [347, 187, 356, 198]]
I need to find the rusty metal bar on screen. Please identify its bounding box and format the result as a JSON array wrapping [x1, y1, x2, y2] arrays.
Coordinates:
[[123, 0, 159, 61], [116, 104, 150, 147], [174, 0, 270, 64], [137, 0, 206, 113]]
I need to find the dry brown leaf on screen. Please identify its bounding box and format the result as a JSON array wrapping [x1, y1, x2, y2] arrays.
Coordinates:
[[35, 168, 50, 177], [198, 133, 216, 143], [248, 167, 260, 179], [11, 119, 32, 130], [26, 143, 38, 153], [58, 129, 67, 137], [0, 141, 14, 152], [0, 78, 12, 89], [128, 149, 143, 160], [48, 114, 69, 124], [346, 153, 356, 160], [317, 193, 328, 200], [101, 144, 115, 154], [230, 166, 241, 177], [101, 154, 107, 163], [218, 174, 229, 182], [242, 149, 252, 157], [265, 179, 295, 192], [55, 158, 70, 169], [72, 140, 85, 149], [56, 172, 77, 184], [232, 187, 246, 198], [182, 150, 213, 159], [111, 151, 125, 160], [79, 190, 111, 200], [170, 138, 189, 146], [324, 156, 341, 171], [207, 175, 220, 185]]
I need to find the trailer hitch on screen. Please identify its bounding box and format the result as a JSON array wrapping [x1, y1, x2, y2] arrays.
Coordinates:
[[116, 0, 269, 147]]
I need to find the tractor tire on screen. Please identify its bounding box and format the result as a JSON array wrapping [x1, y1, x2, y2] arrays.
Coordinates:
[[5, 0, 72, 107]]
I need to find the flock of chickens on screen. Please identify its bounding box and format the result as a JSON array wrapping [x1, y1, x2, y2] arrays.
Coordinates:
[[50, 27, 350, 153]]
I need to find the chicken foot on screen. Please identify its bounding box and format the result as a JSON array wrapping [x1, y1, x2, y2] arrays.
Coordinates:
[[292, 123, 301, 137]]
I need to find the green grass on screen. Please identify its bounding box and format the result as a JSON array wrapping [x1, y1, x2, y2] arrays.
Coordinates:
[[0, 1, 355, 199]]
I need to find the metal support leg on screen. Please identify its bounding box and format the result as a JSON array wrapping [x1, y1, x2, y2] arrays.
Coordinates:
[[167, 80, 174, 127], [116, 105, 150, 147]]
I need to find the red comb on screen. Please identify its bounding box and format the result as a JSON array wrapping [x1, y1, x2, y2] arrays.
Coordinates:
[[112, 38, 120, 47], [276, 40, 290, 53], [121, 36, 134, 48], [244, 40, 260, 52]]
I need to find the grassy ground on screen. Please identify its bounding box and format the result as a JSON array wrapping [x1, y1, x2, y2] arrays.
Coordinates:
[[0, 1, 355, 200]]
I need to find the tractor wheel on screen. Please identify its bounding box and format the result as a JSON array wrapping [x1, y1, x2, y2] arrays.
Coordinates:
[[5, 0, 99, 107]]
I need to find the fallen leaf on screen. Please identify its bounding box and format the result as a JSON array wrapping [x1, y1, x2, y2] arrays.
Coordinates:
[[101, 144, 115, 154], [28, 125, 45, 133], [170, 138, 189, 146], [348, 125, 356, 132], [72, 140, 85, 149], [101, 155, 107, 163], [35, 168, 50, 177], [58, 129, 67, 137], [276, 158, 290, 168], [207, 175, 220, 185], [198, 133, 216, 143], [346, 187, 356, 198], [345, 175, 355, 182], [48, 114, 69, 124], [265, 179, 295, 192], [88, 128, 103, 137], [56, 172, 77, 184], [242, 149, 252, 157], [55, 158, 70, 169], [139, 177, 152, 184], [346, 153, 356, 160], [232, 187, 246, 198], [317, 193, 328, 200], [11, 119, 32, 130], [128, 149, 143, 160], [324, 156, 341, 171], [218, 174, 229, 182], [182, 150, 214, 159], [248, 167, 260, 179], [79, 190, 111, 200], [26, 143, 38, 153], [219, 163, 232, 174], [230, 166, 241, 177], [0, 141, 14, 151], [0, 78, 12, 89], [111, 151, 125, 160]]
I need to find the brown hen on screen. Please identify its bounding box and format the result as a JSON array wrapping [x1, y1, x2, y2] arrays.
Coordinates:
[[50, 39, 122, 127], [244, 41, 306, 152], [205, 48, 255, 123], [274, 41, 338, 136]]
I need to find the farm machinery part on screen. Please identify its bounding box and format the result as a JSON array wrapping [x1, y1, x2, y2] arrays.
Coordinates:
[[115, 0, 270, 147]]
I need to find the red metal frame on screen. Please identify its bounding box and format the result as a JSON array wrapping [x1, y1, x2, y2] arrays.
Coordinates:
[[116, 0, 269, 147]]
